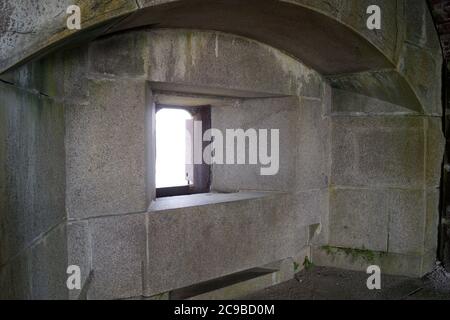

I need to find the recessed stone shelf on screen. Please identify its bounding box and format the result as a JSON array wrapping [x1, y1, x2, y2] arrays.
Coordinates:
[[149, 191, 283, 212]]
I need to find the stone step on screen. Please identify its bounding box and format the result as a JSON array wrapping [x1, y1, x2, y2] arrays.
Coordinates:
[[169, 259, 295, 300]]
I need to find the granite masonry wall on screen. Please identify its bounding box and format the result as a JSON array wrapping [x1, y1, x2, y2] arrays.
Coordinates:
[[0, 0, 445, 299]]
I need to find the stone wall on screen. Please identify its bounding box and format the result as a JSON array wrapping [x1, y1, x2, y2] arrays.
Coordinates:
[[312, 91, 444, 277], [62, 29, 327, 299], [0, 1, 444, 300], [0, 53, 68, 299], [310, 1, 445, 277]]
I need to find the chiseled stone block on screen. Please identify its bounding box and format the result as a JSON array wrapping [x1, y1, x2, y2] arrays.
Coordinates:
[[426, 118, 445, 188], [296, 98, 330, 191], [0, 85, 65, 265], [30, 224, 68, 300], [283, 189, 328, 232], [331, 116, 424, 188], [146, 29, 324, 98], [398, 43, 442, 116], [88, 213, 146, 300], [89, 31, 148, 78], [387, 189, 425, 255], [67, 221, 91, 300], [146, 195, 308, 296], [329, 188, 389, 252], [330, 187, 428, 256], [424, 189, 440, 253], [63, 45, 89, 104], [65, 79, 148, 219], [211, 97, 298, 192], [331, 89, 418, 115]]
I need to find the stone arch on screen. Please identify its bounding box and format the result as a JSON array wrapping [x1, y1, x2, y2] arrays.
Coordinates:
[[0, 0, 442, 113]]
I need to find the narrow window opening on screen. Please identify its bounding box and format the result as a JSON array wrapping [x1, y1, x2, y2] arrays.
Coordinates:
[[155, 105, 211, 198]]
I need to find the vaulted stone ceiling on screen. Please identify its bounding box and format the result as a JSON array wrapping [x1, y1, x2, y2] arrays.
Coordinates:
[[0, 0, 442, 113]]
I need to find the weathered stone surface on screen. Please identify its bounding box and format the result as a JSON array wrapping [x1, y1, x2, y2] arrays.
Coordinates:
[[65, 79, 148, 219], [329, 188, 389, 252], [0, 265, 10, 299], [0, 83, 65, 265], [89, 31, 148, 78], [186, 258, 297, 300], [398, 43, 442, 116], [0, 0, 138, 73], [0, 46, 89, 102], [67, 221, 91, 300], [295, 98, 330, 191], [286, 190, 327, 229], [329, 187, 428, 255], [312, 246, 428, 278], [0, 51, 69, 301], [63, 45, 89, 104], [0, 52, 65, 98], [332, 89, 419, 115], [422, 250, 437, 275], [0, 0, 397, 76], [425, 190, 440, 253], [150, 192, 274, 212], [30, 224, 68, 300], [88, 213, 146, 300], [211, 97, 298, 192], [405, 0, 442, 56], [291, 0, 398, 62], [146, 29, 323, 98], [328, 70, 423, 113], [0, 0, 441, 119], [146, 195, 308, 296], [387, 189, 425, 255], [0, 1, 445, 300], [0, 250, 32, 300], [30, 53, 65, 98], [426, 118, 445, 187], [331, 116, 424, 188]]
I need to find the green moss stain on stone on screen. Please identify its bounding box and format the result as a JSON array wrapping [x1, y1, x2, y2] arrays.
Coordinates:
[[321, 245, 384, 264], [302, 256, 314, 271]]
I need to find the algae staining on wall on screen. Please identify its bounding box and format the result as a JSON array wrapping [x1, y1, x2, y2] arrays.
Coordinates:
[[302, 256, 314, 271], [293, 261, 300, 272], [321, 245, 382, 264], [292, 257, 314, 273]]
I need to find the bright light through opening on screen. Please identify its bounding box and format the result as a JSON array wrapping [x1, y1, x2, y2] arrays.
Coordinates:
[[156, 108, 193, 188]]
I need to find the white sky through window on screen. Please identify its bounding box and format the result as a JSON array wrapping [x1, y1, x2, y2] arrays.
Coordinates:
[[155, 108, 193, 188]]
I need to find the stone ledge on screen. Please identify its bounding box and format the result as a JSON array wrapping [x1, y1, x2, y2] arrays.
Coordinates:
[[149, 191, 283, 212]]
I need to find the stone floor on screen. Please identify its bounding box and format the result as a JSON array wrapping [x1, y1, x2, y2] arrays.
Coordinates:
[[242, 266, 450, 300]]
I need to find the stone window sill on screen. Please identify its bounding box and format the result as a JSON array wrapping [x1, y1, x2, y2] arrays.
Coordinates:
[[148, 191, 282, 212]]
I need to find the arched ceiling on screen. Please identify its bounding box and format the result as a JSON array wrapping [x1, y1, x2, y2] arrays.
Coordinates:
[[106, 0, 394, 76], [0, 0, 442, 113]]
